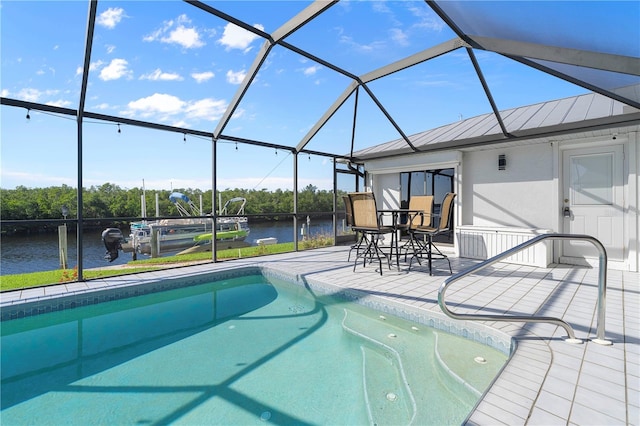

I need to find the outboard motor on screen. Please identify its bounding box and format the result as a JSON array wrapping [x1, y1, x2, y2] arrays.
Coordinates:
[[102, 228, 125, 262]]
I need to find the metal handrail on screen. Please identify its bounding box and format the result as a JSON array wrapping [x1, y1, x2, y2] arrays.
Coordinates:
[[438, 233, 610, 345]]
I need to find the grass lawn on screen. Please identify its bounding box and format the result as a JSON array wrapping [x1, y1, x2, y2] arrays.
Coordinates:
[[0, 237, 334, 291]]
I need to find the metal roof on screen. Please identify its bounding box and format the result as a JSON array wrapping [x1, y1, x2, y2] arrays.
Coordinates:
[[352, 92, 640, 160]]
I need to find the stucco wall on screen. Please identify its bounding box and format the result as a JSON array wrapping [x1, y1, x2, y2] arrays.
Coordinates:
[[462, 143, 555, 229]]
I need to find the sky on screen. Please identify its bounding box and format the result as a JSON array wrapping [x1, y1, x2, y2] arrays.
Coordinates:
[[1, 1, 637, 193]]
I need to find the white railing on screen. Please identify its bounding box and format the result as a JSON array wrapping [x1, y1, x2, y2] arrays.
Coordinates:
[[438, 234, 610, 345]]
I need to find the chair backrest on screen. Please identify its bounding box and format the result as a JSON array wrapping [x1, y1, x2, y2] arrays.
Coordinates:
[[348, 192, 379, 228], [437, 193, 457, 230], [408, 195, 434, 229], [342, 195, 354, 227]]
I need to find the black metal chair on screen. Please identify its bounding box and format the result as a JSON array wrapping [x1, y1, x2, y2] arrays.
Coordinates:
[[401, 195, 434, 261], [348, 192, 395, 275], [409, 193, 456, 275], [343, 195, 366, 261]]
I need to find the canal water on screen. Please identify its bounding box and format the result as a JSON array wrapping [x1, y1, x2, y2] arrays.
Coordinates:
[[1, 220, 337, 275]]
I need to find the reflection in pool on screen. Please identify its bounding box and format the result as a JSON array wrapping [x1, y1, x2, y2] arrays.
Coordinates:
[[1, 272, 508, 425]]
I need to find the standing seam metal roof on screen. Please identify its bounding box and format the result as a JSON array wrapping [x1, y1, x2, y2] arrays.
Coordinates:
[[353, 92, 640, 160]]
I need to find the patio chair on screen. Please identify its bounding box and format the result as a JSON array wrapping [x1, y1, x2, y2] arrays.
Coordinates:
[[343, 195, 366, 261], [348, 192, 395, 275], [408, 192, 456, 275], [401, 195, 434, 260]]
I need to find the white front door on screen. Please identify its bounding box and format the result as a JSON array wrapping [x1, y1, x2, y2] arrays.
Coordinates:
[[561, 144, 624, 264]]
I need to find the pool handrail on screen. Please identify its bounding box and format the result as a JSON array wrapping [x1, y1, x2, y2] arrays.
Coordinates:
[[438, 233, 611, 345]]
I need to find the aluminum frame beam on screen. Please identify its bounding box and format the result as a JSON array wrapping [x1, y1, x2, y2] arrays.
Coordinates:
[[213, 0, 339, 139], [470, 36, 640, 76], [296, 38, 469, 154]]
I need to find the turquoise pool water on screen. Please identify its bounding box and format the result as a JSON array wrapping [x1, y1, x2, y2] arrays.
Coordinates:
[[1, 273, 507, 425]]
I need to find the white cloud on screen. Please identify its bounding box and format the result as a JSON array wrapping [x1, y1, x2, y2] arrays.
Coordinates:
[[185, 98, 228, 120], [15, 88, 51, 102], [165, 25, 203, 48], [144, 14, 204, 49], [8, 87, 62, 103], [1, 89, 9, 97], [218, 22, 263, 51], [231, 108, 245, 119], [339, 35, 386, 53], [89, 60, 104, 71], [303, 65, 321, 76], [97, 7, 125, 29], [139, 69, 183, 81], [106, 44, 116, 54], [93, 103, 111, 110], [226, 69, 246, 84], [408, 5, 444, 32], [127, 93, 186, 117], [125, 93, 227, 122], [46, 99, 73, 108], [389, 28, 409, 46], [77, 60, 103, 76], [99, 58, 132, 81], [0, 169, 76, 189], [191, 71, 215, 83]]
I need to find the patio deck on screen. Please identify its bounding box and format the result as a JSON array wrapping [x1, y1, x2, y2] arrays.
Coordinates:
[[2, 245, 638, 425]]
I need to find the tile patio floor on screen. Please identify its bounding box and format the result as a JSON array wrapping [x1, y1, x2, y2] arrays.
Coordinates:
[[2, 245, 638, 425]]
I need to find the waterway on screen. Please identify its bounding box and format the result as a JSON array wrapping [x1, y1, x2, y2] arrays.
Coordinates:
[[1, 220, 337, 276]]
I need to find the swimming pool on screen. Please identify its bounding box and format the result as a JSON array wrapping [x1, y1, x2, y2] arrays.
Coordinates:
[[1, 269, 509, 425]]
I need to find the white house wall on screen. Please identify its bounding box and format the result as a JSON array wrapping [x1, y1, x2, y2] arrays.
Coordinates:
[[462, 143, 555, 229]]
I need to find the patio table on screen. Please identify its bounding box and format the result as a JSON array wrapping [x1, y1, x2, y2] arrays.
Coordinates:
[[377, 209, 423, 269]]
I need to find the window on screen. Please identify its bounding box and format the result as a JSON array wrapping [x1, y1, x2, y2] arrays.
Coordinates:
[[400, 168, 455, 243]]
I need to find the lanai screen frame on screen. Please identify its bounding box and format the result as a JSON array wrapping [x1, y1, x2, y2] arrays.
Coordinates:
[[1, 0, 638, 279]]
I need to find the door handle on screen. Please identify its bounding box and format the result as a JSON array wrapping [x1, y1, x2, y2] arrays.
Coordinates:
[[563, 206, 571, 218]]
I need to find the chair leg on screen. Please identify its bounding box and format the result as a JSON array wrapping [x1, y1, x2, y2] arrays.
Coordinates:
[[353, 233, 383, 275], [427, 236, 433, 275], [429, 238, 452, 275], [372, 235, 386, 275], [354, 234, 371, 271], [410, 233, 427, 263], [348, 231, 367, 262], [408, 234, 428, 271], [386, 230, 398, 270]]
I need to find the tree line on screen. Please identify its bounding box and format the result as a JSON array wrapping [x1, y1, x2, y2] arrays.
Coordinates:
[[1, 184, 345, 223]]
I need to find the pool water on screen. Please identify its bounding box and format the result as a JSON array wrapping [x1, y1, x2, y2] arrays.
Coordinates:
[[1, 274, 507, 425]]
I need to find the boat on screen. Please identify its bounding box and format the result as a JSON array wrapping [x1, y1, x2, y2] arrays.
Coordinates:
[[256, 237, 278, 245], [120, 192, 250, 257]]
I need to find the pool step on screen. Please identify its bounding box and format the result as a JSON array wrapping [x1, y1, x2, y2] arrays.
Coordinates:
[[360, 345, 414, 425], [431, 330, 508, 409], [341, 309, 417, 424]]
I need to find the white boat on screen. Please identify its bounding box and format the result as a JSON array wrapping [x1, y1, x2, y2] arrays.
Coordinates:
[[124, 193, 250, 256], [256, 237, 278, 245]]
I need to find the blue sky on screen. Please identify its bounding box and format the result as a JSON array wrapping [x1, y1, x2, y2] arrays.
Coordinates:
[[2, 1, 636, 192]]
